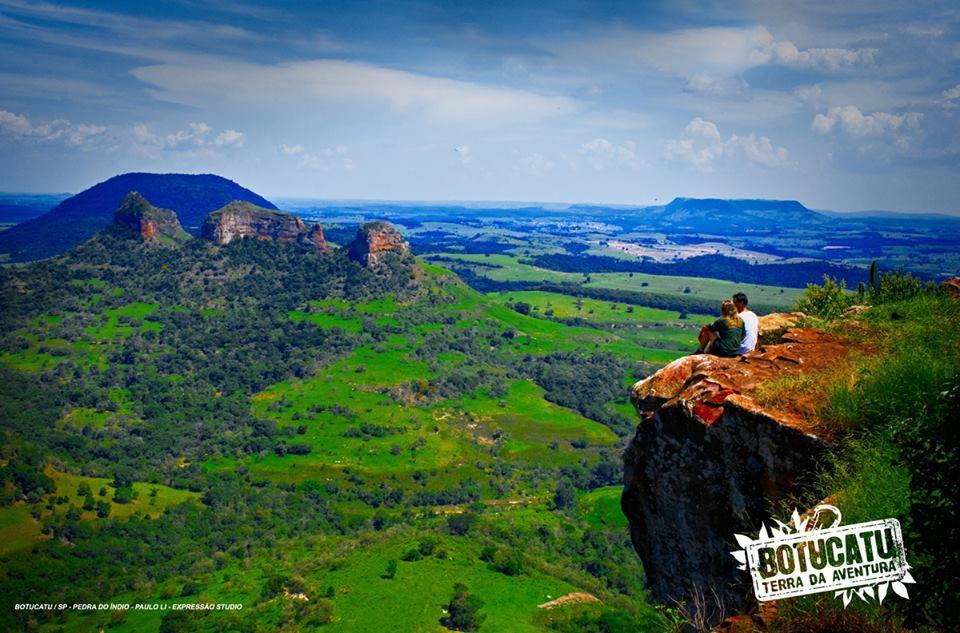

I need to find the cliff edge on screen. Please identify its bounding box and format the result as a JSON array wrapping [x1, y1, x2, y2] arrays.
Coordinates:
[[622, 316, 853, 622], [200, 201, 328, 251]]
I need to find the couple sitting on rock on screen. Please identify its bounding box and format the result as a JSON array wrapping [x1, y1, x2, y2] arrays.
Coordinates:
[[695, 292, 759, 357]]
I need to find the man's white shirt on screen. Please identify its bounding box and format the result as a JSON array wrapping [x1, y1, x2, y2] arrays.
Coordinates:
[[739, 310, 759, 355]]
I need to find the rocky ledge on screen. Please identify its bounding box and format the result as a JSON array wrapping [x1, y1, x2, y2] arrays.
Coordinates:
[[200, 201, 327, 251], [347, 221, 411, 268], [622, 318, 849, 623], [113, 192, 189, 242]]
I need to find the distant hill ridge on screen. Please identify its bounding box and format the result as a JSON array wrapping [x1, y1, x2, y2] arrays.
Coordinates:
[[0, 173, 277, 263]]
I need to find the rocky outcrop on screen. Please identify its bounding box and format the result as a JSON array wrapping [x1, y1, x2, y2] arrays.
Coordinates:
[[942, 276, 960, 299], [622, 326, 848, 623], [756, 311, 805, 340], [346, 221, 410, 268], [113, 192, 189, 242], [200, 201, 327, 251]]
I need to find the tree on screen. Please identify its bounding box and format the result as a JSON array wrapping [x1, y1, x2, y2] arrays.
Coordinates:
[[383, 559, 398, 579], [446, 511, 477, 536], [113, 486, 134, 504], [553, 479, 577, 511], [440, 583, 486, 631]]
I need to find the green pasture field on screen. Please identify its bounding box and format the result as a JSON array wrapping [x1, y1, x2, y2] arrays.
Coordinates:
[[0, 469, 200, 556], [490, 290, 712, 325], [425, 253, 802, 308]]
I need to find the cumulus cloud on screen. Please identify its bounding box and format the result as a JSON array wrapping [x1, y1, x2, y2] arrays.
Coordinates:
[[134, 121, 245, 151], [454, 145, 471, 165], [812, 106, 921, 137], [665, 117, 790, 172], [279, 143, 305, 155], [0, 109, 105, 146], [214, 129, 245, 148], [942, 84, 960, 109], [578, 138, 643, 170], [164, 122, 210, 149], [755, 39, 877, 71]]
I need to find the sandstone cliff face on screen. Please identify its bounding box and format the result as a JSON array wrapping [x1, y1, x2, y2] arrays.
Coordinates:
[[347, 221, 410, 268], [622, 327, 845, 621], [200, 201, 328, 251], [113, 192, 189, 242]]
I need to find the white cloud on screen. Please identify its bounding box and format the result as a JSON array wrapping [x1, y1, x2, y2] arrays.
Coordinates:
[[942, 84, 960, 109], [454, 145, 471, 165], [131, 59, 578, 126], [794, 84, 824, 107], [578, 138, 643, 170], [812, 106, 921, 137], [0, 109, 105, 146], [214, 129, 245, 147], [133, 123, 157, 144], [812, 105, 923, 154], [164, 122, 210, 149], [557, 25, 876, 84], [665, 117, 790, 172], [683, 74, 747, 97], [756, 39, 877, 71], [133, 121, 245, 151], [279, 143, 305, 155]]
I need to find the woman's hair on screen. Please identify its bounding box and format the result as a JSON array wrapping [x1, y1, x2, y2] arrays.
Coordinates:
[[721, 300, 743, 328]]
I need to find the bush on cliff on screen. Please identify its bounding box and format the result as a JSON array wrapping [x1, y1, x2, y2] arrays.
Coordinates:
[[783, 288, 960, 631]]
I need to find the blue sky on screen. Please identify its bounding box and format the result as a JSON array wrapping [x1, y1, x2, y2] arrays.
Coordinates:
[[1, 0, 959, 213]]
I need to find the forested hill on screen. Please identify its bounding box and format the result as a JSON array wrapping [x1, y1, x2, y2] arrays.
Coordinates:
[[0, 173, 276, 263], [0, 204, 662, 631]]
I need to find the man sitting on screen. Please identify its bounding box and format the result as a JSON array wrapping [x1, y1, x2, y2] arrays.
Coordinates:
[[733, 292, 758, 355]]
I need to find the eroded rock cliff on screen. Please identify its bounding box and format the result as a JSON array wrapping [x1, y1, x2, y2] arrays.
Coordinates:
[[200, 201, 328, 251], [113, 192, 189, 242], [622, 326, 847, 621], [347, 221, 411, 268]]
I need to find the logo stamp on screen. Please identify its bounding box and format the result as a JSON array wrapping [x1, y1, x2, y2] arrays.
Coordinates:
[[731, 505, 916, 606]]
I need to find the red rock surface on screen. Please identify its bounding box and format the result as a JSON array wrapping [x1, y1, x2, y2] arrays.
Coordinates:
[[200, 201, 327, 251], [113, 192, 188, 242], [632, 327, 848, 432], [347, 221, 410, 268], [756, 311, 806, 339], [623, 324, 853, 624]]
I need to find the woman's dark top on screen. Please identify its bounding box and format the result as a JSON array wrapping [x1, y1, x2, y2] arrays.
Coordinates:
[[708, 318, 744, 357]]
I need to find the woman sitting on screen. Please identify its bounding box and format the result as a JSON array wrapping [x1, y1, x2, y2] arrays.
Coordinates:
[[696, 300, 745, 357]]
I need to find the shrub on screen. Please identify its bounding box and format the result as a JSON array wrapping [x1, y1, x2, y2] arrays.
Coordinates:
[[794, 275, 854, 320], [440, 583, 485, 631]]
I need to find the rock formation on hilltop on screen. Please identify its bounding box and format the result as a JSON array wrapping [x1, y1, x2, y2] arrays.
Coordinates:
[[347, 221, 410, 268], [0, 172, 277, 262], [200, 201, 328, 251], [113, 192, 189, 242], [622, 324, 848, 622]]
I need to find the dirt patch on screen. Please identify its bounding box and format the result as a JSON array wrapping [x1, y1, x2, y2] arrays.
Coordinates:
[[537, 592, 600, 609]]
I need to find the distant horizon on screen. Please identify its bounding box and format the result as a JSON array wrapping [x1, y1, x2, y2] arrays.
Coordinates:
[[3, 187, 959, 218]]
